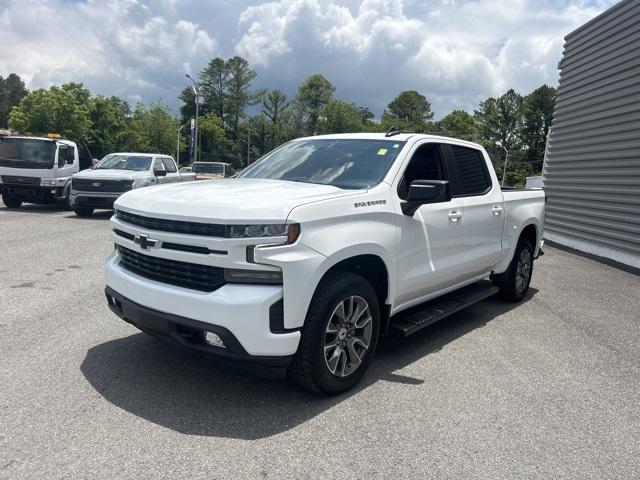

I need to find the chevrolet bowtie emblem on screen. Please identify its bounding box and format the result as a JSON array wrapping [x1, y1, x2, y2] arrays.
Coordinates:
[[134, 234, 158, 250], [91, 182, 102, 188]]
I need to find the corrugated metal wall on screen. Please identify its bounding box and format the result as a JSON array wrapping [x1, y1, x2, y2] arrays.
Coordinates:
[[543, 0, 640, 265]]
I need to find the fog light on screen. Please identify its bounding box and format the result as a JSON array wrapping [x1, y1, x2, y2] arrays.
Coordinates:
[[204, 331, 225, 348]]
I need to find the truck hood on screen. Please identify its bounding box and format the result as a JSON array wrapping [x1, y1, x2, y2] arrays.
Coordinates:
[[73, 169, 150, 180], [115, 178, 363, 222]]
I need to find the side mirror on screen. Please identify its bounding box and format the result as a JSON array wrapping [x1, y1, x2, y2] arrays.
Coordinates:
[[402, 180, 451, 215], [154, 168, 167, 177]]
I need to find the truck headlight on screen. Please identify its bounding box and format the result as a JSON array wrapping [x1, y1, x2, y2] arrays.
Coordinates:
[[40, 179, 56, 187], [224, 268, 283, 284], [227, 223, 300, 243]]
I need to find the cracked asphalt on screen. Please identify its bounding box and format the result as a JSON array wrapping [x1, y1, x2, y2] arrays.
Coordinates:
[[1, 201, 639, 479]]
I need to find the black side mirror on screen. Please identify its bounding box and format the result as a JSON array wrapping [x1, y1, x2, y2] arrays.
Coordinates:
[[402, 180, 451, 215], [154, 168, 167, 177]]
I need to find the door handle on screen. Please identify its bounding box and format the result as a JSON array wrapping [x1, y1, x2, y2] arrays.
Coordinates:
[[448, 210, 463, 222], [491, 206, 504, 216]]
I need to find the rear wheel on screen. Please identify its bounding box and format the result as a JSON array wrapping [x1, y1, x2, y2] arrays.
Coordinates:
[[73, 207, 94, 217], [2, 193, 22, 209], [495, 237, 534, 302], [288, 271, 380, 395]]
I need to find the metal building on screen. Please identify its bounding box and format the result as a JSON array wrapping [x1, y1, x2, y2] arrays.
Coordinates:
[[543, 0, 640, 269]]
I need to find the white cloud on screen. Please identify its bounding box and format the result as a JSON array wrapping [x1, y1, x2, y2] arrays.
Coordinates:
[[0, 0, 616, 116]]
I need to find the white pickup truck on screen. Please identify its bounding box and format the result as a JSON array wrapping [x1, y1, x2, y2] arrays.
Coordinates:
[[104, 133, 545, 394], [70, 152, 196, 216]]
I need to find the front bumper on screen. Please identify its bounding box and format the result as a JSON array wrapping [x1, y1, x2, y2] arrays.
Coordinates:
[[71, 191, 121, 209], [105, 251, 300, 360], [105, 286, 292, 378]]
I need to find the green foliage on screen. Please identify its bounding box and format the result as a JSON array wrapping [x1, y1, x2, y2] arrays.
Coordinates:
[[0, 73, 28, 128], [88, 95, 131, 158], [294, 74, 335, 135], [198, 114, 234, 163], [474, 89, 524, 151], [381, 90, 434, 132], [435, 110, 478, 141], [126, 102, 181, 155], [521, 85, 556, 171], [318, 100, 364, 134], [9, 83, 92, 140]]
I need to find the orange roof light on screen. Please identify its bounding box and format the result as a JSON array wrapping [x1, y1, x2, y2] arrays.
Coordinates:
[[47, 133, 61, 139]]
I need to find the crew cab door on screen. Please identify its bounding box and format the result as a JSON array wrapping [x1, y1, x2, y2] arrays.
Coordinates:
[[442, 144, 504, 276], [393, 142, 465, 308]]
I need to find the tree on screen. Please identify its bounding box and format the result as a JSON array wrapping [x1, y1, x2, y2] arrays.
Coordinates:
[[8, 83, 92, 140], [294, 74, 335, 135], [381, 90, 434, 132], [436, 110, 478, 141], [521, 85, 556, 171], [199, 57, 229, 121], [225, 56, 260, 140], [0, 73, 28, 128], [261, 89, 291, 149], [198, 114, 233, 163], [474, 88, 524, 151], [126, 102, 180, 155], [318, 100, 364, 134], [88, 95, 131, 158]]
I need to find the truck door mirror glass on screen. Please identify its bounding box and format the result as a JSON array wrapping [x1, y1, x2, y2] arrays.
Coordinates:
[[154, 167, 167, 177], [402, 180, 451, 215], [66, 148, 75, 164]]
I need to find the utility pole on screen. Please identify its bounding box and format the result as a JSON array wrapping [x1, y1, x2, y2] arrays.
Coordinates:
[[176, 124, 185, 165], [496, 140, 509, 187], [185, 74, 201, 163], [247, 126, 251, 167]]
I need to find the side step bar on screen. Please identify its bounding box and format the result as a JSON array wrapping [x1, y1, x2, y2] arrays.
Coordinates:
[[389, 280, 499, 338]]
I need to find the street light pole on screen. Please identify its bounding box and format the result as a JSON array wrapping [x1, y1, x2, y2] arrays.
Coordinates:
[[247, 126, 251, 167], [496, 140, 509, 187], [176, 124, 185, 165], [185, 74, 201, 164]]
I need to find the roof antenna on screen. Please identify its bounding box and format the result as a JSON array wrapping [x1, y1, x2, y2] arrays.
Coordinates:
[[385, 126, 401, 137]]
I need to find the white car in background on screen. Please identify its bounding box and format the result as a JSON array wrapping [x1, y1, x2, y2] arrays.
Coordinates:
[[70, 153, 196, 216]]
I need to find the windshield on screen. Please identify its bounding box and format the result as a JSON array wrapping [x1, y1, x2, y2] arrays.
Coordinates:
[[239, 139, 406, 189], [193, 163, 224, 174], [96, 154, 153, 171], [0, 138, 56, 169]]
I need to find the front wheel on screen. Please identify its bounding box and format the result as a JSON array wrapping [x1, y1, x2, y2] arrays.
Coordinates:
[[495, 237, 534, 302], [2, 192, 22, 209], [74, 207, 94, 217], [288, 271, 380, 395]]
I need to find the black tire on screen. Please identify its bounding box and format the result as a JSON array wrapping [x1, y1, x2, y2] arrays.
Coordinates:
[[2, 192, 22, 209], [288, 271, 381, 395], [74, 207, 94, 217], [495, 237, 534, 302]]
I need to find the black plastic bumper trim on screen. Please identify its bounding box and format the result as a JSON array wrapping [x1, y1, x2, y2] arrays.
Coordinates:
[[105, 287, 292, 378]]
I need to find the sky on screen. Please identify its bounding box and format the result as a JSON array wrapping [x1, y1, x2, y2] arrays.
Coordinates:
[[0, 0, 619, 118]]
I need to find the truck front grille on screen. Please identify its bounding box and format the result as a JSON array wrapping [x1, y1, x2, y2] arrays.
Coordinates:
[[72, 178, 132, 193], [1, 175, 40, 186], [116, 245, 225, 292], [115, 209, 226, 237]]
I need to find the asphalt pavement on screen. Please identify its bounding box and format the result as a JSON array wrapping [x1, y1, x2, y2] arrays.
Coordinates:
[[1, 201, 638, 479]]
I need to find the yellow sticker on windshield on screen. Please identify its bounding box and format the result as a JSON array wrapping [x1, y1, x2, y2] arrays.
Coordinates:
[[377, 148, 388, 156]]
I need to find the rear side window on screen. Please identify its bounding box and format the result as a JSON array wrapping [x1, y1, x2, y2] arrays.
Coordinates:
[[450, 146, 491, 196], [162, 158, 177, 173]]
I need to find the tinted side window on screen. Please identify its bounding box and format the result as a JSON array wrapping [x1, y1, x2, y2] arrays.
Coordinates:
[[450, 146, 490, 196], [153, 158, 165, 171], [57, 145, 69, 168], [398, 143, 446, 200], [162, 158, 177, 173], [67, 147, 75, 164]]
